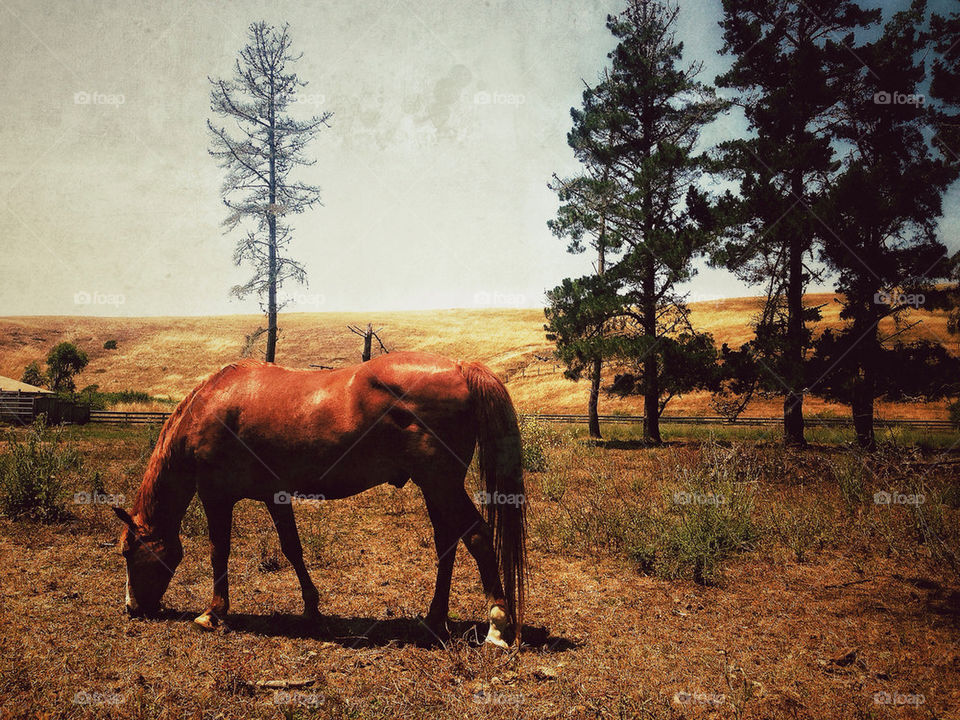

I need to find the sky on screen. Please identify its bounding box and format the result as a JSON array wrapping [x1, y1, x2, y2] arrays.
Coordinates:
[[0, 0, 956, 317]]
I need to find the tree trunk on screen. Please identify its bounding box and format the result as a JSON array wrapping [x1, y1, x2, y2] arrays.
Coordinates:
[[588, 213, 607, 440], [265, 74, 278, 363], [362, 323, 373, 362], [266, 216, 277, 362], [588, 357, 602, 439], [783, 177, 806, 448], [851, 370, 875, 451], [852, 317, 877, 451], [642, 252, 662, 444]]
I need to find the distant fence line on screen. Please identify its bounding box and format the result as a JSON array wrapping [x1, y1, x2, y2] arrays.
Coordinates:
[[69, 409, 957, 432], [522, 414, 957, 432], [1, 398, 953, 432]]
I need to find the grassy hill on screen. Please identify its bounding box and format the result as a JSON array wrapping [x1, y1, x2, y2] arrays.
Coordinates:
[[1, 294, 955, 419]]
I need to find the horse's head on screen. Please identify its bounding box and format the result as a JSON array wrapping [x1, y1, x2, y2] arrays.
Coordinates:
[[112, 507, 183, 616]]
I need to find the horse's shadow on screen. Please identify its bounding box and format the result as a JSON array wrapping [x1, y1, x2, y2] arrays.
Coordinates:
[[159, 608, 577, 651]]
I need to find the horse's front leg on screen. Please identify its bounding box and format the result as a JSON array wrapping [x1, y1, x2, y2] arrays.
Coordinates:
[[265, 500, 320, 618], [194, 500, 234, 630]]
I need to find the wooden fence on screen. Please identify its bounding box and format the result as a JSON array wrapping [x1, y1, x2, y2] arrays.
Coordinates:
[[0, 392, 90, 425], [523, 413, 956, 432], [64, 408, 956, 432]]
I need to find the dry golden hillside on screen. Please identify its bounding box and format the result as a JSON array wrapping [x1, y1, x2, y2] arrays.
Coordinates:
[[1, 294, 955, 419]]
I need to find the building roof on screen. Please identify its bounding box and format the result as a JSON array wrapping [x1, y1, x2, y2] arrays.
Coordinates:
[[0, 376, 54, 394]]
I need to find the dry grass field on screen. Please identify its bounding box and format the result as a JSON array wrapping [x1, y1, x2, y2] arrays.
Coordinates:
[[0, 294, 956, 420], [0, 421, 958, 719], [1, 299, 959, 719]]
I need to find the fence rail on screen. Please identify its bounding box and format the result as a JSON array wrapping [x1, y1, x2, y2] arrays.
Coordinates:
[[521, 413, 957, 431], [76, 409, 956, 432], [88, 410, 172, 424]]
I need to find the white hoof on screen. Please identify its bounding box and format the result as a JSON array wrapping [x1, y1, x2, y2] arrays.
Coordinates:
[[193, 612, 219, 631], [483, 605, 510, 648]]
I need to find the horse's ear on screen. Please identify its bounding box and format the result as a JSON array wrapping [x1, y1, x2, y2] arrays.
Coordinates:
[[112, 507, 135, 529]]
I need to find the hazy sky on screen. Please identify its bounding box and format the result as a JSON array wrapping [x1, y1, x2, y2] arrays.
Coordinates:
[[0, 0, 956, 316]]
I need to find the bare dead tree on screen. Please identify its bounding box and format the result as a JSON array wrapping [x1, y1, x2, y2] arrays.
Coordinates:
[[208, 21, 332, 362], [348, 323, 389, 362]]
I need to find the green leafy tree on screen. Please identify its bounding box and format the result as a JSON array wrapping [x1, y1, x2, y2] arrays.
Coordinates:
[[20, 361, 46, 389], [930, 6, 960, 164], [45, 343, 88, 393], [712, 0, 880, 447], [810, 1, 959, 449], [208, 21, 332, 362], [547, 0, 724, 443]]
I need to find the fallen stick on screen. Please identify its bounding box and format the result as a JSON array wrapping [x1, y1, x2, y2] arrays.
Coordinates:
[[823, 578, 874, 590], [256, 678, 317, 690]]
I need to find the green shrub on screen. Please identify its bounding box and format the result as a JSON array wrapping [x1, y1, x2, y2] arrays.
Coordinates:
[[518, 414, 554, 472], [103, 340, 118, 350], [763, 501, 833, 563], [20, 361, 46, 389], [652, 477, 758, 584], [834, 455, 869, 515], [533, 443, 759, 584], [78, 388, 173, 411], [0, 416, 81, 521]]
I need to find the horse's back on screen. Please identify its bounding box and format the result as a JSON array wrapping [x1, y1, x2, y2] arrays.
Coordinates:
[[172, 353, 477, 497]]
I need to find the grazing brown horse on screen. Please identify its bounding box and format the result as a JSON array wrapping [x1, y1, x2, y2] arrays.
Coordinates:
[[113, 352, 527, 647]]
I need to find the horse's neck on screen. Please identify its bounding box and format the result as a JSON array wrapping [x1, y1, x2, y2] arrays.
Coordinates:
[[135, 470, 195, 537]]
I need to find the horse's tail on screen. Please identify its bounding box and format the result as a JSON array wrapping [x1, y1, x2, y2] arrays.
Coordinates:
[[459, 361, 527, 639]]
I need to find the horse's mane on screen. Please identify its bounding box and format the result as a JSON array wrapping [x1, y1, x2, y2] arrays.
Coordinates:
[[132, 361, 260, 523]]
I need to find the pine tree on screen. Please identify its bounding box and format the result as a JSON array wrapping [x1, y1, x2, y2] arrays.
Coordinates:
[[547, 0, 724, 443], [810, 1, 959, 449], [713, 0, 880, 447]]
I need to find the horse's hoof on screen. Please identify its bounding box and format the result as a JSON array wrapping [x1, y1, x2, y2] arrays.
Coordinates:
[[422, 616, 450, 642], [483, 605, 511, 649], [193, 612, 220, 631], [483, 634, 511, 649]]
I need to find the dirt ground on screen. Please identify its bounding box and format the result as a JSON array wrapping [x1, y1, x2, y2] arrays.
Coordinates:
[[1, 425, 959, 719]]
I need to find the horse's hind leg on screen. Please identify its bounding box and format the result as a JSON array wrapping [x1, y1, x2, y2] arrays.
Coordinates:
[[194, 498, 235, 630], [422, 493, 459, 639], [265, 500, 320, 618], [422, 484, 510, 648]]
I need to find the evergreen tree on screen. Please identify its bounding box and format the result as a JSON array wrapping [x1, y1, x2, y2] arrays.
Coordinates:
[[547, 0, 724, 443], [810, 1, 959, 449], [713, 0, 880, 447]]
